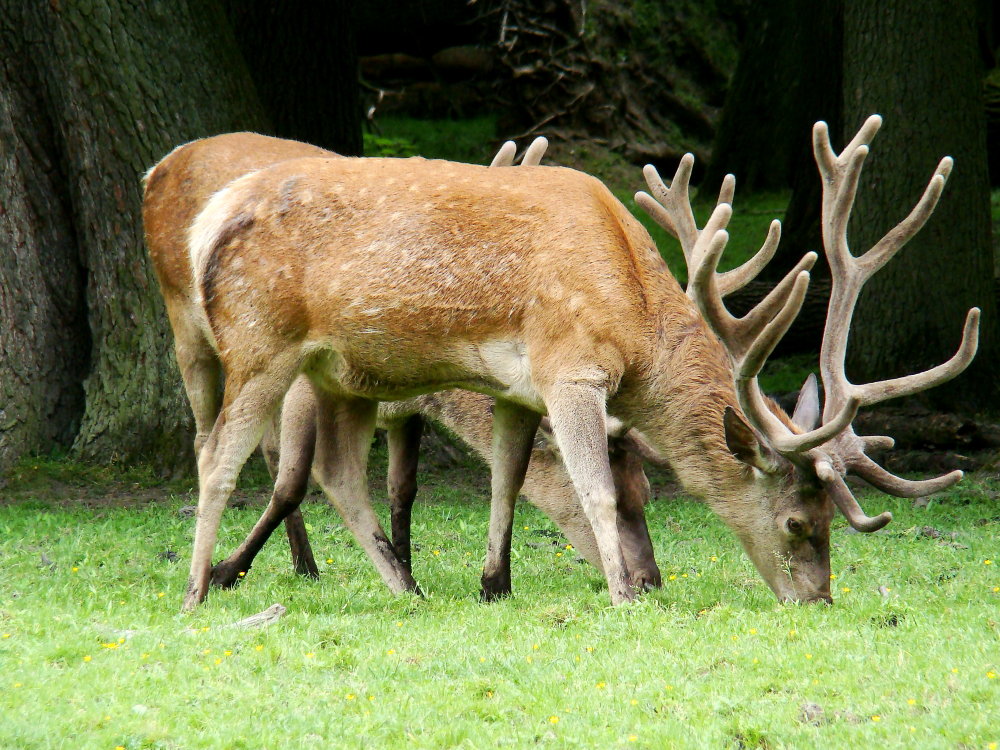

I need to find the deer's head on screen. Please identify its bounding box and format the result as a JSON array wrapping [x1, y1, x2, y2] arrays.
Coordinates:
[[637, 115, 979, 603]]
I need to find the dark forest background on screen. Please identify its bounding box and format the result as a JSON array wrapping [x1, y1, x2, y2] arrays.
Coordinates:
[[2, 0, 999, 478]]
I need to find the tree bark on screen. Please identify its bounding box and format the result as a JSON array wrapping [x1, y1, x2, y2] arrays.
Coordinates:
[[0, 1, 269, 472], [704, 2, 842, 193], [842, 0, 997, 409], [224, 0, 363, 156]]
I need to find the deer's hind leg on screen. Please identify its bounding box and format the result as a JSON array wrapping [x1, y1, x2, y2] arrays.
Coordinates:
[[480, 399, 542, 601], [311, 389, 418, 595], [387, 414, 424, 574], [211, 376, 319, 587], [183, 354, 299, 611]]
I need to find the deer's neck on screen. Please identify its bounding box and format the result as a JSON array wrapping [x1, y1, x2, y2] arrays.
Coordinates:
[[616, 298, 750, 499]]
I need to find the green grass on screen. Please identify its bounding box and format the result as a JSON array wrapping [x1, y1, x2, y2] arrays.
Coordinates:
[[2, 449, 999, 748]]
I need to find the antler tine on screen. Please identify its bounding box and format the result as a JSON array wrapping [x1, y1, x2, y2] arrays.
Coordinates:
[[852, 307, 980, 406], [858, 157, 952, 279], [521, 136, 548, 166], [490, 141, 517, 167], [717, 219, 782, 297], [849, 452, 964, 498], [637, 157, 699, 262], [826, 474, 893, 532]]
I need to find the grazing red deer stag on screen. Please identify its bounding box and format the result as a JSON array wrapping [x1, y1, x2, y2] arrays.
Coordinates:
[[636, 114, 978, 589], [142, 133, 661, 596]]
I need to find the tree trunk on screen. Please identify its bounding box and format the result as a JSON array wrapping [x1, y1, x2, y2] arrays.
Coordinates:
[[224, 0, 363, 156], [704, 2, 842, 193], [0, 1, 269, 473], [842, 0, 997, 409]]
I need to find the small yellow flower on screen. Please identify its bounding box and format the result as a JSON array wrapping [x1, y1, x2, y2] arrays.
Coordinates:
[[993, 587, 999, 593], [842, 587, 851, 593], [214, 658, 222, 665], [141, 653, 149, 659], [829, 573, 837, 579], [628, 736, 638, 742], [586, 646, 594, 653], [224, 650, 232, 656], [907, 699, 916, 705], [788, 629, 797, 637], [985, 560, 993, 565], [731, 635, 738, 641], [387, 649, 396, 655], [533, 643, 539, 650], [305, 652, 315, 659], [13, 683, 22, 688], [238, 571, 245, 577], [871, 715, 881, 722], [326, 558, 333, 564], [524, 526, 529, 530], [432, 550, 441, 556], [805, 653, 812, 659], [988, 743, 997, 750], [396, 621, 403, 627], [596, 682, 606, 689], [749, 628, 757, 635], [681, 573, 688, 578], [71, 567, 79, 573], [83, 655, 92, 662], [1, 634, 8, 638], [548, 715, 559, 724], [752, 658, 759, 664], [988, 671, 997, 679], [254, 645, 263, 651], [479, 657, 486, 662], [157, 592, 164, 598], [665, 684, 673, 690], [565, 544, 573, 550], [630, 699, 638, 706], [710, 556, 718, 562], [526, 656, 533, 664], [346, 693, 356, 700], [668, 574, 677, 581], [201, 626, 210, 632], [202, 648, 211, 655], [368, 695, 375, 701], [952, 668, 959, 674]]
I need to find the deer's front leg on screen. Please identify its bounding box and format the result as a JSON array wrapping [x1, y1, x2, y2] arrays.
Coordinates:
[[387, 414, 424, 573], [480, 400, 541, 601], [545, 384, 635, 605]]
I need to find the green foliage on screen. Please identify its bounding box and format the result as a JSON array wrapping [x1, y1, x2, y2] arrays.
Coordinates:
[[366, 116, 499, 164], [362, 133, 418, 158], [1, 453, 999, 748]]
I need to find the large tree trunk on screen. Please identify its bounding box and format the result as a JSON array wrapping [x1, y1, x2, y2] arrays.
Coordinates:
[[224, 0, 363, 156], [0, 1, 269, 473], [704, 2, 842, 194], [842, 0, 997, 409]]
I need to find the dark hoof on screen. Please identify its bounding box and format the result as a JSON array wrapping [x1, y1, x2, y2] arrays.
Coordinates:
[[630, 569, 663, 590], [479, 587, 512, 603], [479, 573, 512, 602], [293, 560, 320, 580], [210, 562, 247, 589]]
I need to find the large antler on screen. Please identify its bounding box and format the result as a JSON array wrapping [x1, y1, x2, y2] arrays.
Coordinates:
[[809, 115, 980, 505], [636, 116, 980, 532]]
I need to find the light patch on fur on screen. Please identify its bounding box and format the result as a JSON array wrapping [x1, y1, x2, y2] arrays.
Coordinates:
[[474, 340, 543, 410]]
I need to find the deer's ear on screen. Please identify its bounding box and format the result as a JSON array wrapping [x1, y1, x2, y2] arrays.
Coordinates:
[[791, 373, 821, 432], [724, 407, 780, 474]]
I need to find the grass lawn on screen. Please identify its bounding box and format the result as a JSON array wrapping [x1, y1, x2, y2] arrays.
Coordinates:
[[1, 448, 999, 749]]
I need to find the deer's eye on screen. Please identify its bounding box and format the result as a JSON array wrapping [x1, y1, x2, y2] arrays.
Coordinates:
[[785, 517, 807, 537]]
